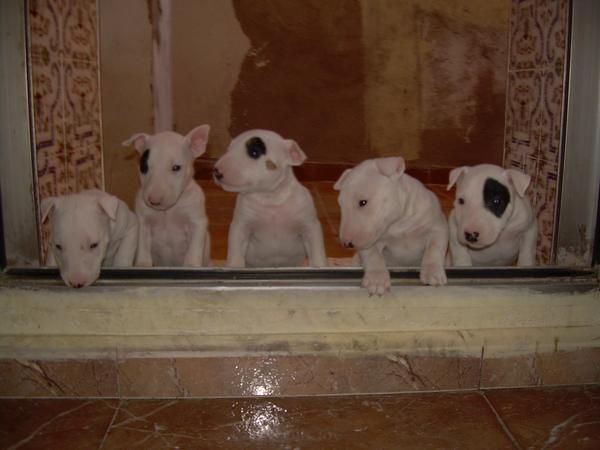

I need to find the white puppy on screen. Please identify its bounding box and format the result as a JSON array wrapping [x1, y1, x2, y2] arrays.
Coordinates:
[[122, 125, 211, 266], [334, 157, 448, 295], [213, 129, 327, 268], [447, 164, 537, 266], [41, 189, 138, 288]]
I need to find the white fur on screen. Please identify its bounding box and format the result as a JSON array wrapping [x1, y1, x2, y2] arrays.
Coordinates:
[[334, 157, 448, 295], [447, 163, 537, 266], [41, 189, 138, 288], [122, 125, 211, 266], [214, 129, 327, 267]]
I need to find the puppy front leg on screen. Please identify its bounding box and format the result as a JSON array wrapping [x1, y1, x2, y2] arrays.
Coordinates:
[[135, 219, 153, 267], [184, 218, 209, 267], [302, 220, 328, 267], [420, 223, 448, 286], [517, 220, 538, 266], [360, 246, 390, 296], [113, 223, 138, 267], [226, 220, 249, 268], [448, 212, 472, 266]]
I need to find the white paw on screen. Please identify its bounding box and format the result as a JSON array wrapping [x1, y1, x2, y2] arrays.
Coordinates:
[[362, 269, 391, 296], [420, 262, 447, 286]]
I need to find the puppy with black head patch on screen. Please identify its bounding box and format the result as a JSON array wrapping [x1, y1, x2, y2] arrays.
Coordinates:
[[447, 164, 537, 266], [213, 129, 327, 268], [122, 125, 211, 267]]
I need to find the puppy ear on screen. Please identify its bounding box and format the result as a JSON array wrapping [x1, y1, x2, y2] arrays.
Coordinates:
[[285, 139, 307, 166], [98, 194, 119, 221], [40, 196, 60, 223], [447, 166, 469, 191], [122, 133, 150, 154], [505, 169, 531, 197], [185, 124, 210, 158], [375, 157, 405, 178], [334, 169, 352, 191]]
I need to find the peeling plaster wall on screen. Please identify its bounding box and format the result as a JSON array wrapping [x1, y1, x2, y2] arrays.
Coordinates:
[[101, 0, 510, 193]]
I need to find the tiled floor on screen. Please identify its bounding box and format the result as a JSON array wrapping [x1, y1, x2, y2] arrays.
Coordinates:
[[1, 386, 598, 449], [200, 180, 455, 263]]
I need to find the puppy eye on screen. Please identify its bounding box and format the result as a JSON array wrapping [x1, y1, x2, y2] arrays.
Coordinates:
[[458, 198, 465, 205], [247, 147, 261, 159], [90, 242, 98, 250], [171, 164, 181, 172], [55, 244, 62, 251], [359, 200, 368, 207], [492, 197, 501, 205]]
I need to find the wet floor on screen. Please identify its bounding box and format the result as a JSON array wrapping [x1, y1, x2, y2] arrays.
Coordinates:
[[1, 385, 599, 449]]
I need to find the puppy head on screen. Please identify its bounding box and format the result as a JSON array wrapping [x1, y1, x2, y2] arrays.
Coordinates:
[[447, 164, 530, 249], [122, 125, 210, 210], [41, 190, 119, 288], [334, 157, 406, 250], [213, 129, 306, 193]]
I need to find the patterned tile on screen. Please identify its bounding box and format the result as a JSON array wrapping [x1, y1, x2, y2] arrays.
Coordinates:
[[536, 0, 569, 71], [28, 0, 104, 258], [534, 158, 559, 264], [64, 58, 103, 191], [63, 0, 98, 62], [538, 68, 565, 164], [509, 0, 543, 70], [504, 70, 542, 158]]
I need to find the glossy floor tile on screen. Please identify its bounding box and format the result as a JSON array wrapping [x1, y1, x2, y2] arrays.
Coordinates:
[[1, 386, 599, 449], [200, 180, 454, 263]]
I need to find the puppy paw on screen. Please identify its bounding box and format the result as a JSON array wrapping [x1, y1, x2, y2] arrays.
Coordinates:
[[420, 263, 447, 286], [362, 269, 391, 296]]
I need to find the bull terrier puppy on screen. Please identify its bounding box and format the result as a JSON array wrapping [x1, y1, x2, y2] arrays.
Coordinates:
[[335, 157, 448, 295], [213, 129, 327, 268], [122, 125, 211, 266], [41, 189, 138, 288], [447, 164, 537, 266]]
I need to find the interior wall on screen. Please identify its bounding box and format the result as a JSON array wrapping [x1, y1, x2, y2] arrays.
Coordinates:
[[99, 0, 153, 208], [101, 0, 510, 191]]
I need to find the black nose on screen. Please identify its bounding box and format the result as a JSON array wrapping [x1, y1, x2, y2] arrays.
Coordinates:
[[342, 240, 354, 249], [213, 167, 223, 181], [464, 231, 479, 243]]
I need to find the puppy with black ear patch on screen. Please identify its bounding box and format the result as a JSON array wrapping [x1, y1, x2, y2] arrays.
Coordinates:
[[213, 129, 327, 268], [447, 164, 538, 266], [122, 125, 211, 267]]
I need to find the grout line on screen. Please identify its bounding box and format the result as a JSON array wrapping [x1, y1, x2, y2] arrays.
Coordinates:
[[480, 391, 523, 450], [98, 399, 121, 450]]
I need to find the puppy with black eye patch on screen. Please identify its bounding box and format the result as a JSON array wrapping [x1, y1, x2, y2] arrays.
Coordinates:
[[447, 164, 538, 266], [122, 125, 211, 267], [213, 129, 328, 268]]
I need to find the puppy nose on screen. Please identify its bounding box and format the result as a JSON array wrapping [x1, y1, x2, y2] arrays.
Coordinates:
[[464, 231, 479, 243], [213, 167, 224, 181], [342, 240, 354, 249], [148, 195, 162, 206]]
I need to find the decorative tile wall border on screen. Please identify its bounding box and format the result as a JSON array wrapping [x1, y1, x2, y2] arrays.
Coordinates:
[[28, 0, 104, 260], [503, 0, 570, 264]]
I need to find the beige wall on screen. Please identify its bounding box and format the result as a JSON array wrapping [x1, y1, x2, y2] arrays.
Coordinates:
[[101, 0, 510, 205], [99, 0, 153, 208]]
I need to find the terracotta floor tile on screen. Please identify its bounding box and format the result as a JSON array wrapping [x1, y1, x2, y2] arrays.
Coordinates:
[[485, 385, 600, 449], [100, 393, 514, 449], [0, 399, 117, 449]]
